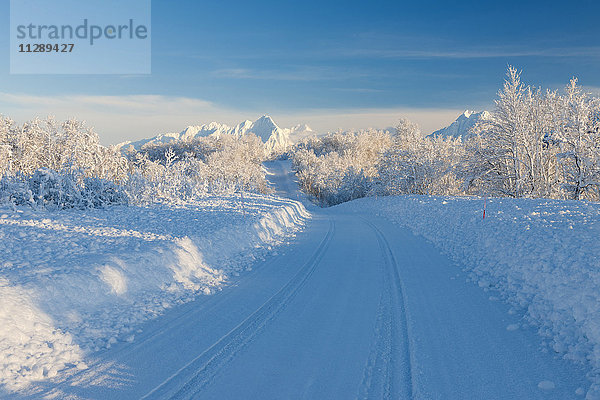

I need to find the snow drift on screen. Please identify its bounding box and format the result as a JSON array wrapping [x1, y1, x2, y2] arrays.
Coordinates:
[[0, 194, 308, 391], [339, 195, 600, 396]]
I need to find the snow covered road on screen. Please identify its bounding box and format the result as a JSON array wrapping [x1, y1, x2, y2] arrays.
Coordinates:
[[13, 161, 590, 399]]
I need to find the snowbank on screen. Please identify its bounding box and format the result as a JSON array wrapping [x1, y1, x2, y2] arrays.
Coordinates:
[[0, 194, 308, 391], [339, 195, 600, 395]]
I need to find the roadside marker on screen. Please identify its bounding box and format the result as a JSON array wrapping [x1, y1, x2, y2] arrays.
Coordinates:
[[483, 196, 487, 219]]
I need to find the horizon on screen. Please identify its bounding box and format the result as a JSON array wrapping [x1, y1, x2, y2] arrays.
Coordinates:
[[2, 0, 600, 145], [110, 110, 483, 147]]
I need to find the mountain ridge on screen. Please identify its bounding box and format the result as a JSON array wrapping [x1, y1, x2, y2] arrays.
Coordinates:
[[116, 116, 314, 154], [428, 110, 491, 139]]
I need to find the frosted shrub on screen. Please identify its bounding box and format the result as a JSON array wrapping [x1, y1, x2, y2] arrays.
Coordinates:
[[0, 173, 33, 207], [0, 117, 272, 208], [292, 124, 464, 205], [292, 129, 392, 206], [0, 117, 129, 181], [133, 133, 269, 199], [80, 176, 129, 208], [28, 168, 81, 209], [0, 168, 128, 210], [377, 121, 465, 197], [0, 116, 131, 209]]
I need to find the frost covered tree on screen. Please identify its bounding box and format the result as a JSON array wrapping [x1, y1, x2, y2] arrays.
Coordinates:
[[0, 117, 14, 177], [376, 118, 465, 196], [551, 78, 600, 200], [292, 129, 392, 205], [130, 132, 270, 202], [291, 67, 600, 204], [376, 118, 422, 195], [470, 67, 558, 198], [468, 68, 600, 200], [0, 116, 128, 182], [0, 116, 132, 209]]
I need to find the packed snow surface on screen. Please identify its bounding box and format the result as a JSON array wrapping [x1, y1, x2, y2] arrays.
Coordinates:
[[1, 160, 597, 399], [0, 194, 308, 391], [339, 195, 600, 396]]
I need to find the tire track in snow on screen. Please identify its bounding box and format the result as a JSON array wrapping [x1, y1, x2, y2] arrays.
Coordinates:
[[141, 219, 335, 400], [34, 230, 305, 397], [357, 219, 414, 400]]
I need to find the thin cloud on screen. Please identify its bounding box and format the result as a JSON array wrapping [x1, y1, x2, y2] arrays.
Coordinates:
[[212, 66, 367, 81], [338, 46, 600, 60], [0, 93, 215, 115], [0, 93, 236, 144], [331, 88, 385, 93]]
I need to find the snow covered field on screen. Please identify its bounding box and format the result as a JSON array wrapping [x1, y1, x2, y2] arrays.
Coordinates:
[[1, 161, 598, 399], [0, 194, 308, 392], [339, 195, 600, 395]]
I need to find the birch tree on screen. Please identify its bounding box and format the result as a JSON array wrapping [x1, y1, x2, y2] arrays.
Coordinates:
[[552, 78, 600, 199]]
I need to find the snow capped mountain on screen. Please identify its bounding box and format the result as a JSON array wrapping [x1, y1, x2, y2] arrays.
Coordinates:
[[117, 116, 312, 154], [287, 124, 315, 141], [428, 110, 491, 139], [250, 116, 280, 142], [246, 116, 292, 153], [179, 122, 232, 140], [231, 120, 253, 137]]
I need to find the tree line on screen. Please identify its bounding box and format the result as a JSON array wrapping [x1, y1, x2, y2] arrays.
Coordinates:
[[1, 66, 598, 209], [0, 118, 269, 209], [292, 67, 600, 206]]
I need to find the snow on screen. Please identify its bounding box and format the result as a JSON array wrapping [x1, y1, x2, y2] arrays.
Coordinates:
[[116, 115, 310, 154], [0, 194, 308, 391], [338, 195, 600, 396], [287, 123, 314, 141], [0, 279, 85, 390], [1, 161, 591, 399], [428, 110, 491, 139]]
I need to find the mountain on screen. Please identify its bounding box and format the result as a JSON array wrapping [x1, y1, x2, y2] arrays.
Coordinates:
[[428, 110, 491, 139], [116, 116, 313, 154], [248, 116, 291, 153], [287, 124, 315, 141]]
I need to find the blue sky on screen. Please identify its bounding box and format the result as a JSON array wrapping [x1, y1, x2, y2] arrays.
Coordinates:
[[1, 0, 599, 144]]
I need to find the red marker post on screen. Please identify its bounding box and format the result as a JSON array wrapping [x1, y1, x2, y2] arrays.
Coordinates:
[[483, 196, 487, 219]]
